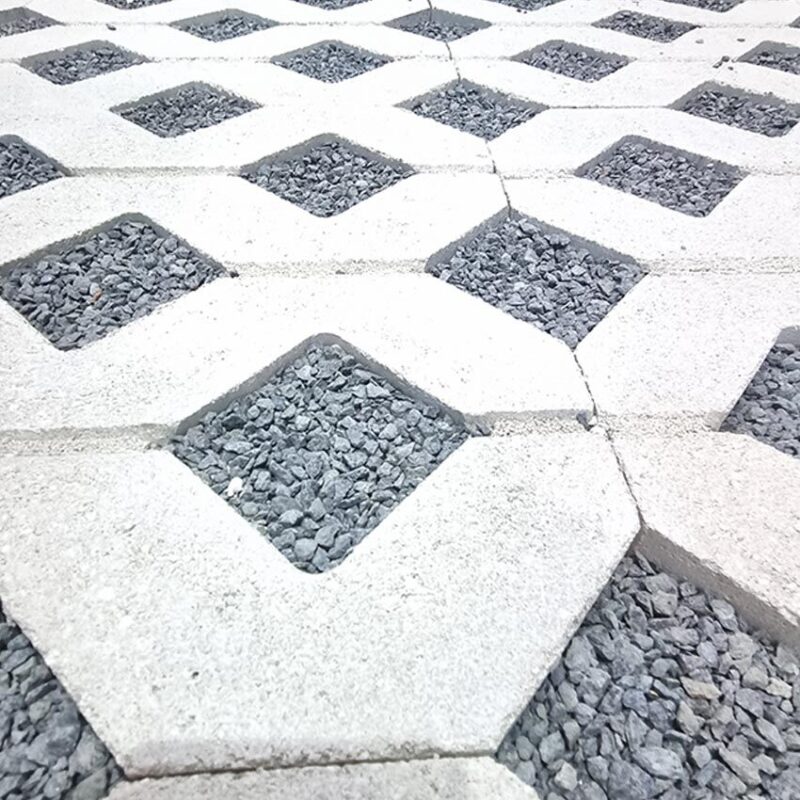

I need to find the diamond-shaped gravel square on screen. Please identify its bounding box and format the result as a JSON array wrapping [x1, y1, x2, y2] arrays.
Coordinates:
[[0, 7, 58, 38], [169, 341, 470, 573], [23, 41, 146, 85], [173, 10, 277, 42], [662, 0, 743, 10], [0, 137, 66, 200], [487, 0, 566, 10], [594, 11, 697, 43], [1, 217, 225, 350], [386, 9, 490, 42], [740, 43, 800, 77], [96, 0, 172, 8], [273, 41, 391, 83], [515, 41, 629, 82], [290, 0, 369, 8]]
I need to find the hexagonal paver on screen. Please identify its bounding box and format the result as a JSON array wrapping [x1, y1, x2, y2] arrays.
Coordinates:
[[514, 41, 629, 82], [739, 43, 800, 77], [662, 0, 743, 10], [0, 217, 226, 350], [0, 136, 66, 200], [578, 136, 744, 217], [168, 340, 470, 573], [272, 41, 391, 83], [386, 9, 491, 42], [241, 136, 414, 217], [172, 10, 277, 42], [594, 11, 697, 43], [428, 214, 642, 348], [22, 41, 147, 85], [0, 7, 58, 38]]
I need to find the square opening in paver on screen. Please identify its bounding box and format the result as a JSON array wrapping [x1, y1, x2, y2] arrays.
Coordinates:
[[594, 11, 697, 43], [289, 0, 369, 8], [168, 340, 470, 573], [241, 135, 414, 218], [720, 340, 800, 459], [114, 82, 259, 138], [386, 9, 491, 43], [22, 41, 147, 85], [402, 80, 543, 141], [514, 41, 630, 82], [486, 0, 566, 10], [662, 0, 743, 10], [675, 83, 800, 138], [0, 216, 226, 350], [173, 10, 277, 42], [496, 551, 800, 800], [272, 41, 391, 83], [0, 7, 58, 38], [96, 0, 172, 8], [0, 136, 67, 200], [428, 213, 642, 349], [578, 136, 744, 217], [739, 43, 800, 77]]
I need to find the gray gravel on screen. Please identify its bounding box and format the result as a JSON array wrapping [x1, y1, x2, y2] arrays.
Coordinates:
[[595, 11, 697, 43], [386, 9, 490, 42], [496, 552, 800, 800], [721, 342, 800, 459], [242, 137, 414, 218], [517, 41, 629, 82], [291, 0, 369, 8], [486, 0, 566, 10], [406, 81, 541, 141], [581, 137, 744, 218], [169, 342, 470, 573], [428, 215, 642, 349], [174, 11, 276, 42], [116, 83, 258, 138], [662, 0, 742, 10], [679, 86, 799, 138], [96, 0, 171, 8], [1, 218, 225, 350], [0, 138, 66, 200], [741, 44, 800, 77], [25, 42, 146, 85], [0, 8, 58, 38], [273, 41, 391, 83], [0, 602, 122, 800]]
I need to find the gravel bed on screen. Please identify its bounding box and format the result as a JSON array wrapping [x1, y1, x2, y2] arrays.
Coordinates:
[[406, 81, 541, 141], [594, 11, 697, 43], [580, 137, 744, 218], [428, 215, 642, 349], [116, 83, 258, 138], [174, 11, 276, 42], [386, 9, 490, 42], [24, 42, 146, 85], [0, 601, 122, 800], [678, 86, 799, 138], [740, 44, 800, 77], [0, 8, 58, 38], [291, 0, 369, 9], [486, 0, 566, 10], [662, 0, 742, 10], [516, 41, 630, 82], [1, 218, 225, 350], [169, 342, 470, 573], [720, 342, 800, 459], [496, 552, 800, 800], [96, 0, 171, 8], [273, 41, 391, 83], [242, 137, 414, 218], [0, 138, 66, 200]]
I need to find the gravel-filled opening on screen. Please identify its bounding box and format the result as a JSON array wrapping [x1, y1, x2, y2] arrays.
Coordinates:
[[241, 135, 414, 218], [594, 11, 697, 43], [0, 8, 58, 38], [486, 0, 566, 10], [496, 551, 800, 800], [402, 80, 543, 141], [0, 136, 67, 200], [739, 43, 800, 77], [289, 0, 369, 8], [428, 212, 642, 349], [0, 216, 226, 350], [386, 9, 490, 42], [720, 340, 800, 459], [96, 0, 172, 8], [114, 82, 259, 138], [514, 41, 630, 82], [272, 41, 391, 83], [578, 136, 744, 218], [172, 9, 277, 42], [22, 41, 147, 85], [0, 600, 123, 800], [662, 0, 743, 10], [168, 339, 472, 573]]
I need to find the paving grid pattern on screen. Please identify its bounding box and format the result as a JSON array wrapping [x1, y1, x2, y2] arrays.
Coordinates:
[[0, 0, 799, 798]]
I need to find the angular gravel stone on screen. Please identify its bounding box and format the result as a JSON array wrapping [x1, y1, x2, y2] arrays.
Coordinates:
[[496, 552, 800, 800], [486, 0, 566, 10], [662, 0, 742, 10], [0, 218, 225, 350], [95, 0, 170, 7], [404, 81, 542, 141], [23, 42, 146, 85], [0, 137, 66, 200], [740, 43, 800, 77], [428, 215, 642, 348], [0, 8, 58, 38], [386, 9, 490, 42], [594, 11, 697, 43], [290, 0, 369, 8], [115, 83, 258, 138], [241, 136, 414, 218], [515, 41, 629, 82], [580, 136, 744, 217], [173, 10, 276, 42], [272, 41, 391, 83], [168, 341, 470, 573], [720, 342, 800, 459]]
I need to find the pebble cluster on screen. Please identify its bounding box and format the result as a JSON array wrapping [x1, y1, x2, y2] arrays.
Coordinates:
[[679, 87, 799, 138], [1, 218, 225, 350], [721, 342, 800, 459], [595, 11, 697, 43], [428, 215, 641, 349], [25, 43, 145, 85], [117, 83, 258, 138], [496, 553, 800, 800], [581, 138, 744, 218], [175, 11, 276, 42], [407, 82, 541, 141], [291, 0, 369, 9], [97, 0, 171, 8], [273, 42, 391, 83], [0, 8, 57, 38], [387, 9, 489, 42], [488, 0, 566, 10], [242, 138, 414, 218], [169, 342, 469, 573], [741, 45, 800, 77], [518, 42, 629, 82], [663, 0, 742, 9], [0, 138, 65, 200], [0, 602, 122, 800]]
